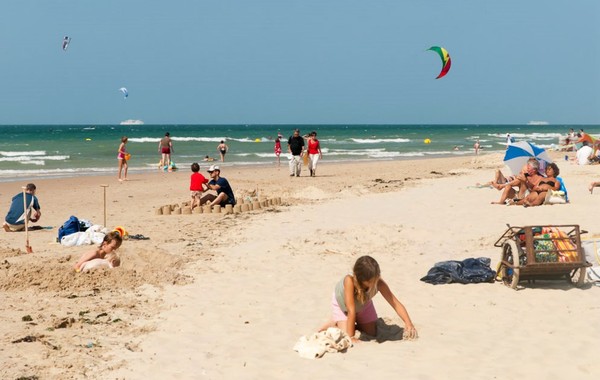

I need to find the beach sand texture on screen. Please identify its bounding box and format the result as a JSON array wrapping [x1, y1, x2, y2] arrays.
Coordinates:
[[1, 154, 599, 379]]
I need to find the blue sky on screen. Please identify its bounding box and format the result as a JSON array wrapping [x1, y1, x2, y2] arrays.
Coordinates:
[[0, 0, 598, 125]]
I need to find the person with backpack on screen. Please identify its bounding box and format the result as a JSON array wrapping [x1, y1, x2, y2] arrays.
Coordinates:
[[3, 183, 41, 232]]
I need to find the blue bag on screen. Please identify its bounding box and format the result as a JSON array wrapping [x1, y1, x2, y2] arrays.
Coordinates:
[[58, 216, 81, 241]]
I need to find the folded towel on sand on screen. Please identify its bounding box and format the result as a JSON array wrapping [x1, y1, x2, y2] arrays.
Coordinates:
[[293, 327, 353, 359]]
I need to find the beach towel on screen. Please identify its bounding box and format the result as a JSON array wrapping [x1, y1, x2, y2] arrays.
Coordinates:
[[544, 190, 567, 205], [293, 327, 353, 359], [60, 225, 108, 246], [582, 239, 600, 284]]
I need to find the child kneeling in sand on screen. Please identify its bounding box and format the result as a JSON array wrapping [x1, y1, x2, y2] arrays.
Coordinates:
[[319, 255, 418, 341], [73, 231, 122, 272]]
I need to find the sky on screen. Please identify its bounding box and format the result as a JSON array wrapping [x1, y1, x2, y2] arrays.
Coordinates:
[[0, 0, 599, 125]]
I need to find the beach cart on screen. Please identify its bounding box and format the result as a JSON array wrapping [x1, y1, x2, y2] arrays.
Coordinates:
[[494, 224, 592, 289]]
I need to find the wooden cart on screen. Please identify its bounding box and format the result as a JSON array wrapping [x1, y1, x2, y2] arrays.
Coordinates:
[[494, 224, 592, 289]]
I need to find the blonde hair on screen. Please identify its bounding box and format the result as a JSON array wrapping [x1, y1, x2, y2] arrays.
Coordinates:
[[352, 255, 381, 304], [105, 252, 121, 268]]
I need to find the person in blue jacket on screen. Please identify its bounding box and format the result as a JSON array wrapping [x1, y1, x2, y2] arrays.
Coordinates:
[[3, 183, 41, 232]]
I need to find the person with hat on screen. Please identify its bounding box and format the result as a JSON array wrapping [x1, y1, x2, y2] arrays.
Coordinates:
[[206, 165, 236, 207], [3, 183, 41, 232]]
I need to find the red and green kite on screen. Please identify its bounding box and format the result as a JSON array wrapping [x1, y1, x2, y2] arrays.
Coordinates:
[[427, 46, 451, 79]]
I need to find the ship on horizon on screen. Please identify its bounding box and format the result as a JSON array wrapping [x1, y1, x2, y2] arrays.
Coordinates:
[[527, 120, 549, 126], [120, 119, 144, 125]]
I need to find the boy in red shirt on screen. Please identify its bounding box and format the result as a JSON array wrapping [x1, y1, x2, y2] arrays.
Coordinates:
[[190, 163, 208, 210]]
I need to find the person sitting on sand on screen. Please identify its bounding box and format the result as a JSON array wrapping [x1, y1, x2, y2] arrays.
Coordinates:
[[73, 232, 122, 272], [517, 163, 561, 207], [486, 158, 536, 191], [206, 165, 236, 207], [79, 252, 121, 273], [3, 183, 41, 232], [492, 159, 543, 205], [190, 162, 208, 211], [318, 255, 418, 341]]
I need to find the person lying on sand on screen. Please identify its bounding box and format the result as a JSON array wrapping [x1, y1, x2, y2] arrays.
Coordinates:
[[73, 232, 122, 272]]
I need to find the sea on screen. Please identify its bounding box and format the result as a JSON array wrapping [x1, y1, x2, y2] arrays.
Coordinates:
[[0, 124, 597, 182]]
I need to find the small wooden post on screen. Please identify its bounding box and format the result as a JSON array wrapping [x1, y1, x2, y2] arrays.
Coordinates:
[[100, 184, 109, 227]]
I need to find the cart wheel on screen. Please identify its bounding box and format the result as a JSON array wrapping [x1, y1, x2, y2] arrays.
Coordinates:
[[501, 241, 521, 289], [569, 267, 586, 287]]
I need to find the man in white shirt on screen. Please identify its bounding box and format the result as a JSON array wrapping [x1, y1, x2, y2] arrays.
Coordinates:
[[576, 143, 593, 165]]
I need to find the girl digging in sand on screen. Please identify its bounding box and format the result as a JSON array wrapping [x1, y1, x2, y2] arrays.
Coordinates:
[[319, 255, 418, 341], [73, 232, 123, 272]]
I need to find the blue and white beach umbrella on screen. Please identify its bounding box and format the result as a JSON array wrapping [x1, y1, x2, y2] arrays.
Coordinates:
[[503, 141, 553, 175]]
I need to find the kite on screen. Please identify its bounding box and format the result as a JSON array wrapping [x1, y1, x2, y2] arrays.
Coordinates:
[[62, 36, 71, 51], [427, 46, 451, 79], [119, 87, 129, 99]]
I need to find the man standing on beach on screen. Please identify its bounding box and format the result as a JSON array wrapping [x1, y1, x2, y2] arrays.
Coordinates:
[[287, 129, 305, 177], [3, 183, 41, 232]]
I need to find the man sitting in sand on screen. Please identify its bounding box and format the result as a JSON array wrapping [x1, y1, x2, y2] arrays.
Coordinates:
[[3, 183, 41, 232], [485, 158, 536, 191], [206, 165, 236, 208], [491, 160, 544, 205]]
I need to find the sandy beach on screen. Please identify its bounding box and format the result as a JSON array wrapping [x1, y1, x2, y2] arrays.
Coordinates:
[[1, 154, 599, 379]]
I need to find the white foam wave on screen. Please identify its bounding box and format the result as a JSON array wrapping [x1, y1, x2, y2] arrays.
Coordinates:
[[487, 132, 563, 140], [350, 138, 410, 143], [0, 151, 46, 157], [0, 155, 69, 163]]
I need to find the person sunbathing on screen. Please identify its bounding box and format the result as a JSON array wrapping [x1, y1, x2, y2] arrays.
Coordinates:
[[519, 163, 561, 207], [492, 160, 543, 205]]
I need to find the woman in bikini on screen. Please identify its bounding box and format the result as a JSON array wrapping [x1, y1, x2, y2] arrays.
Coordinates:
[[217, 140, 228, 162], [117, 136, 128, 182], [520, 163, 561, 207]]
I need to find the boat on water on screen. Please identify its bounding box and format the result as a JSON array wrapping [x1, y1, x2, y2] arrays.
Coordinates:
[[120, 119, 144, 125], [527, 121, 549, 126]]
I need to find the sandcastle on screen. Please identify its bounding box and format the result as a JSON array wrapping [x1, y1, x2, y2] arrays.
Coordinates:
[[155, 197, 283, 216]]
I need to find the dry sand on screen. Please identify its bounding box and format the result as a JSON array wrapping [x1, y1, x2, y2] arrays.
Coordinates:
[[1, 154, 599, 379]]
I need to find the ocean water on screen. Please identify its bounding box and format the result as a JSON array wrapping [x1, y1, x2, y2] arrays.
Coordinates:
[[0, 124, 596, 181]]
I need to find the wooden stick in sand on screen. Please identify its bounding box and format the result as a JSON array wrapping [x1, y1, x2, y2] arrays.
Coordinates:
[[22, 186, 32, 253], [101, 184, 109, 227]]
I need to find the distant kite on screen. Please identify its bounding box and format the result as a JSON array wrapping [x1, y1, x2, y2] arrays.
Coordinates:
[[427, 46, 451, 79], [62, 36, 71, 51], [119, 87, 129, 99]]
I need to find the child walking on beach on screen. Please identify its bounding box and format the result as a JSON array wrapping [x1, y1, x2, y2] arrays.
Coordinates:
[[190, 162, 208, 210], [320, 255, 418, 341], [73, 232, 123, 272]]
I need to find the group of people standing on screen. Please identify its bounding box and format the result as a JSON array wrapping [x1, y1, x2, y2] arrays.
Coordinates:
[[117, 128, 323, 182], [279, 129, 323, 177]]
